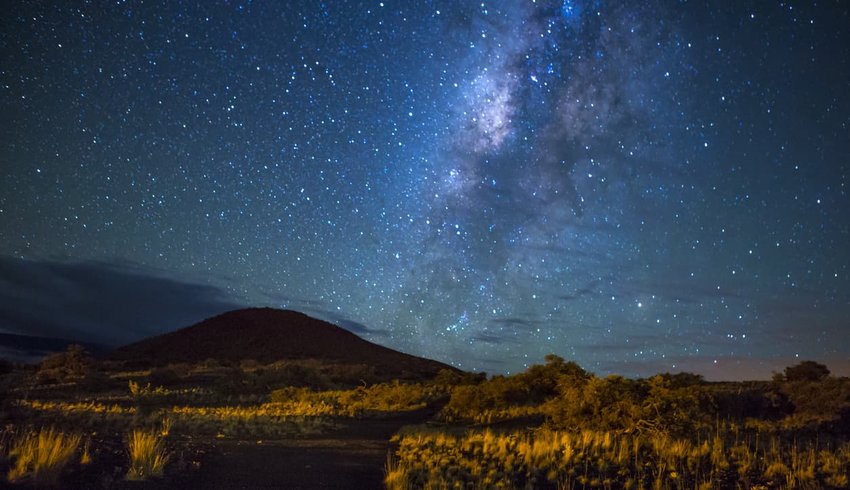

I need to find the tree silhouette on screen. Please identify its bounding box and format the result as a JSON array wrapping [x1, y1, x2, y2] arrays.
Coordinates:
[[783, 360, 830, 382]]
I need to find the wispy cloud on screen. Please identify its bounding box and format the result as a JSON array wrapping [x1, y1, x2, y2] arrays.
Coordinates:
[[299, 307, 388, 337]]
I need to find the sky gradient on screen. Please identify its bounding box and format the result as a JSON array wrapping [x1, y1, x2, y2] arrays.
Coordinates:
[[1, 1, 848, 379]]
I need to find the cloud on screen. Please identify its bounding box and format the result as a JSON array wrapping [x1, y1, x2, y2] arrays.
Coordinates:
[[252, 290, 389, 338], [298, 307, 388, 337], [488, 317, 542, 331], [469, 332, 510, 345], [0, 256, 243, 346], [557, 280, 602, 302]]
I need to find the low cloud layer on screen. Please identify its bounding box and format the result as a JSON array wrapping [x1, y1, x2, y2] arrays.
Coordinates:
[[0, 256, 243, 346]]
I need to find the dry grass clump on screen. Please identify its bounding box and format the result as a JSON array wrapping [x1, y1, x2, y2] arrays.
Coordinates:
[[385, 452, 409, 490], [126, 428, 169, 480], [6, 427, 81, 485]]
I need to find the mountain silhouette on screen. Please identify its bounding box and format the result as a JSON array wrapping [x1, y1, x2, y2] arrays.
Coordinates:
[[110, 308, 454, 377]]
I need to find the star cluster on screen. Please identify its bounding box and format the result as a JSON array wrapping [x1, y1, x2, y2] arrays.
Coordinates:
[[1, 1, 848, 378]]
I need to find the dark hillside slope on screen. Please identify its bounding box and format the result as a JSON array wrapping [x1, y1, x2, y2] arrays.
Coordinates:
[[110, 308, 453, 378]]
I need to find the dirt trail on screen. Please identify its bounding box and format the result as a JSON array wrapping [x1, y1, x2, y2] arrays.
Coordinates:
[[158, 404, 442, 490], [172, 438, 388, 489]]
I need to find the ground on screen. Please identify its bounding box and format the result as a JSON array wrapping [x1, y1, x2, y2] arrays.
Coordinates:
[[57, 404, 442, 489]]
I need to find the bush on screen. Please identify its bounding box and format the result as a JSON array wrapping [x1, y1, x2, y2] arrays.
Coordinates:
[[783, 361, 830, 382], [35, 344, 93, 384], [779, 377, 850, 432], [442, 355, 588, 423], [7, 427, 81, 485]]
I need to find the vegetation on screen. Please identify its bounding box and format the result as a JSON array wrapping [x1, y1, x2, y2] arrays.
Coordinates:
[[388, 428, 850, 489], [441, 355, 586, 423], [126, 427, 170, 480], [387, 357, 850, 488], [781, 360, 831, 382], [2, 349, 849, 488], [437, 357, 850, 440], [13, 379, 441, 441], [35, 344, 94, 384], [6, 427, 81, 485], [269, 381, 440, 417]]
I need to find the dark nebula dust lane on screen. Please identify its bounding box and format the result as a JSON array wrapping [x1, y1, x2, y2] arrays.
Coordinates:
[[1, 1, 848, 379]]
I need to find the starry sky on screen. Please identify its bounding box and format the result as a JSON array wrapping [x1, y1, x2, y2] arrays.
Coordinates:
[[1, 1, 849, 380]]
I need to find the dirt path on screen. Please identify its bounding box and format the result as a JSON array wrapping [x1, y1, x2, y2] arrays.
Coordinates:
[[156, 404, 443, 489], [171, 437, 389, 489]]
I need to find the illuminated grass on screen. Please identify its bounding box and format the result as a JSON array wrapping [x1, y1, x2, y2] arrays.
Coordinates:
[[17, 399, 134, 414], [7, 427, 81, 485], [385, 452, 408, 490], [126, 428, 169, 480], [269, 382, 438, 417], [388, 429, 850, 489]]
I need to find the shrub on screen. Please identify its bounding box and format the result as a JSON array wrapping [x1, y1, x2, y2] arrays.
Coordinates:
[[35, 344, 93, 384], [126, 428, 169, 480], [783, 361, 830, 382], [442, 355, 589, 423], [7, 427, 81, 485], [779, 377, 850, 431]]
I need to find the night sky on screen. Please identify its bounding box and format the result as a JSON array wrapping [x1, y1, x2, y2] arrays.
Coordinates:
[[1, 1, 849, 379]]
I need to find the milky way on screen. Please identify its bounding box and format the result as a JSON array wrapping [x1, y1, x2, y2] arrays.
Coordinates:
[[1, 1, 848, 379]]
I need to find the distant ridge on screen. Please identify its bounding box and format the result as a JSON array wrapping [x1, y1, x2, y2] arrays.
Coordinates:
[[110, 308, 454, 377]]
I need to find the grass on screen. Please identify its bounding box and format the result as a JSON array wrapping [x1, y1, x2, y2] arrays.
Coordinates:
[[385, 452, 408, 490], [16, 398, 331, 438], [126, 428, 169, 480], [387, 428, 850, 489], [444, 404, 545, 424], [80, 438, 92, 465], [6, 427, 81, 485], [16, 381, 436, 438], [270, 381, 439, 417], [7, 359, 850, 488]]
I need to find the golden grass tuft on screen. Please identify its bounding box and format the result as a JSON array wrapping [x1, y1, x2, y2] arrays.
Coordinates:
[[80, 438, 92, 465], [7, 427, 81, 485], [384, 452, 409, 490], [126, 428, 169, 480]]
